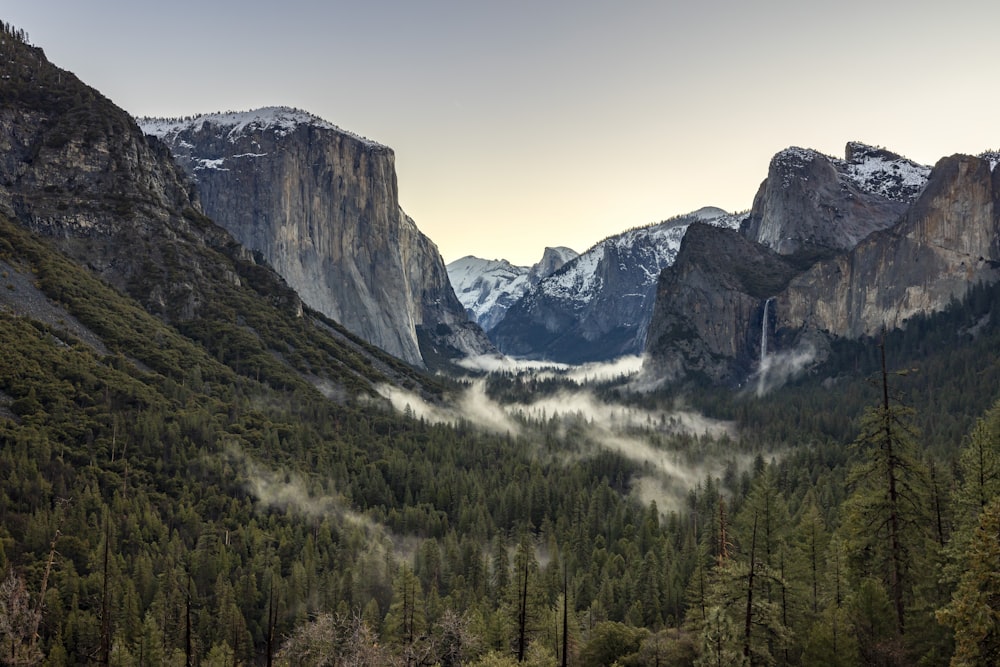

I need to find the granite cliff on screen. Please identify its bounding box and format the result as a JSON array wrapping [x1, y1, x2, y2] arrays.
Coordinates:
[[778, 153, 1000, 338], [0, 33, 440, 396], [140, 108, 493, 368], [644, 144, 1000, 387]]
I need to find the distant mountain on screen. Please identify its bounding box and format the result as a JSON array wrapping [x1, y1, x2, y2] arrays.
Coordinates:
[[491, 208, 743, 363], [645, 143, 1000, 387], [447, 246, 578, 332], [139, 107, 493, 369]]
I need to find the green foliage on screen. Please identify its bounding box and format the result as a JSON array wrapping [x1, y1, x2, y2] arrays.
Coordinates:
[[936, 497, 1000, 667]]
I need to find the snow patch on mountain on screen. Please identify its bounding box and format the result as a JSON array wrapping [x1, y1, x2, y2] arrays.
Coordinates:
[[138, 106, 386, 149], [448, 247, 579, 332], [772, 143, 930, 203], [540, 209, 743, 305]]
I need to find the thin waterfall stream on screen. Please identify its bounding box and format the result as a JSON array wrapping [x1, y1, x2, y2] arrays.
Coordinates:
[[760, 297, 774, 366]]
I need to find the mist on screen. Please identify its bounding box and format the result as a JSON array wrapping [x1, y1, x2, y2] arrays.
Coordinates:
[[378, 355, 747, 512], [755, 342, 817, 397]]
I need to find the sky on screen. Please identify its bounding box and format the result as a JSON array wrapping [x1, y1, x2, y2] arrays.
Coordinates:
[[6, 1, 999, 266]]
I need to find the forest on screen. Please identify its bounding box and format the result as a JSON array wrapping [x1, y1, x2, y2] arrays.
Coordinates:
[[1, 192, 999, 667]]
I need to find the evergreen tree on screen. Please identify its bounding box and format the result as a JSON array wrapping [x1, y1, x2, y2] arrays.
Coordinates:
[[936, 496, 1000, 666], [842, 337, 929, 639]]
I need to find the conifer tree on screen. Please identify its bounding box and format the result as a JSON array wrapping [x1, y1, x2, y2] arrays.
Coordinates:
[[842, 337, 928, 638]]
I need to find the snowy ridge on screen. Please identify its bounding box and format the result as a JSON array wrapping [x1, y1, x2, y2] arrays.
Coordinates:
[[980, 150, 1000, 171], [137, 106, 386, 148], [772, 143, 930, 202], [447, 247, 578, 331], [841, 142, 930, 202], [539, 208, 742, 304]]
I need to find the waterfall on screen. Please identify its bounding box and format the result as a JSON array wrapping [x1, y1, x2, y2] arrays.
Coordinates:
[[760, 297, 774, 365]]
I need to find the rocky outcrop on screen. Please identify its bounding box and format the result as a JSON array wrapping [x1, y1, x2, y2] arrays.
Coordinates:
[[447, 246, 578, 332], [0, 35, 254, 323], [141, 108, 493, 368], [779, 154, 1000, 337], [492, 209, 742, 363], [643, 223, 801, 385], [644, 145, 1000, 387], [741, 144, 925, 257]]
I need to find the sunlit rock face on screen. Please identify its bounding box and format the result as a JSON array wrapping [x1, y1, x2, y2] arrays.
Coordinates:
[[141, 108, 492, 367], [645, 144, 1000, 387]]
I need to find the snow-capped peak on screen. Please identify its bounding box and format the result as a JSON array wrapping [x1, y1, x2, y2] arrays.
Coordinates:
[[771, 143, 930, 203], [447, 247, 579, 332], [538, 208, 742, 304]]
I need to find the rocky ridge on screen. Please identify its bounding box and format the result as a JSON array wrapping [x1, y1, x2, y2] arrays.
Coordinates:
[[644, 143, 1000, 387]]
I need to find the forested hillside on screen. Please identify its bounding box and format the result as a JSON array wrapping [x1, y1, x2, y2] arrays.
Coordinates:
[[3, 198, 1000, 665]]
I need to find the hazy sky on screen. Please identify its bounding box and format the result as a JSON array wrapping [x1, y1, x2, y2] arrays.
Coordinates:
[[7, 2, 999, 265]]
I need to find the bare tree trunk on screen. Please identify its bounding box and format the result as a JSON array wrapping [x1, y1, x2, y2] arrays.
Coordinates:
[[517, 556, 529, 662], [101, 518, 111, 666], [561, 568, 568, 667]]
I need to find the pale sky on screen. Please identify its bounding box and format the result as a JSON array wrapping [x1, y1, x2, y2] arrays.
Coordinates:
[[6, 1, 998, 265]]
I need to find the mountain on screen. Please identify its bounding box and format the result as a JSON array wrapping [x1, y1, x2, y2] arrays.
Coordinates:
[[447, 246, 578, 332], [490, 207, 743, 363], [139, 108, 493, 369], [741, 142, 928, 257], [0, 29, 435, 398], [644, 143, 1000, 387]]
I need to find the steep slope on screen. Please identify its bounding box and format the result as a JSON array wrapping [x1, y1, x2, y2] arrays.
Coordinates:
[[491, 208, 742, 363], [139, 108, 493, 368], [447, 246, 578, 332], [778, 153, 1000, 337], [0, 32, 434, 398], [741, 142, 928, 257], [644, 144, 1000, 387], [644, 223, 802, 385]]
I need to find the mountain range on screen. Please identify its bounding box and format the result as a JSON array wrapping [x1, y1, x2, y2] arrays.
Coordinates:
[[446, 246, 578, 332], [2, 17, 999, 392]]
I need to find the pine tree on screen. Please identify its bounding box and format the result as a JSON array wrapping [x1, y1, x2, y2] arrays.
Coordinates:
[[842, 337, 928, 638], [936, 496, 1000, 666]]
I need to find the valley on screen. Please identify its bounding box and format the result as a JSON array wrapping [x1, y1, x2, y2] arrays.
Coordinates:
[[1, 20, 999, 667]]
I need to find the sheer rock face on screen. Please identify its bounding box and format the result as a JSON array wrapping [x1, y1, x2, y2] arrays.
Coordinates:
[[645, 145, 1000, 387], [779, 154, 1000, 338], [643, 223, 800, 385], [142, 109, 492, 367], [741, 145, 922, 257]]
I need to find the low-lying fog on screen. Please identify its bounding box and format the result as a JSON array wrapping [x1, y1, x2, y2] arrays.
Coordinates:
[[377, 354, 757, 513]]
